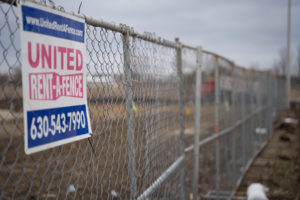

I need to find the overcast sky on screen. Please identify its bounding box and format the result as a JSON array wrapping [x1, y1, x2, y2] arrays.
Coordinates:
[[59, 0, 299, 73]]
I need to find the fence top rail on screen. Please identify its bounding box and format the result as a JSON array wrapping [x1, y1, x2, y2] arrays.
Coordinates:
[[6, 0, 240, 66], [181, 43, 198, 51], [203, 49, 234, 64], [10, 0, 178, 48], [84, 15, 179, 49]]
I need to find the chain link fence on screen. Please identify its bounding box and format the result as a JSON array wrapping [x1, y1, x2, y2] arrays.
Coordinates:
[[0, 0, 288, 199]]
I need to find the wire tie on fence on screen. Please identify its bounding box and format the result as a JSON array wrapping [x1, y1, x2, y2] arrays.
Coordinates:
[[215, 125, 219, 135], [77, 1, 82, 14], [88, 137, 97, 157], [175, 37, 182, 48], [48, 0, 56, 9]]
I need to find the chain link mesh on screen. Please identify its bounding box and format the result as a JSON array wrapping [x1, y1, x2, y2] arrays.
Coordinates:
[[130, 37, 182, 199]]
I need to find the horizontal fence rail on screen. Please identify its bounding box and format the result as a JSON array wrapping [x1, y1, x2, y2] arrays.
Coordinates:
[[0, 0, 288, 199]]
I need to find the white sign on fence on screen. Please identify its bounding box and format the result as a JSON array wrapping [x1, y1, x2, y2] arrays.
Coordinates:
[[19, 1, 92, 154]]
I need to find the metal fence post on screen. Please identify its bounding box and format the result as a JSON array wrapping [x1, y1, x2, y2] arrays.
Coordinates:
[[230, 63, 236, 188], [175, 38, 186, 200], [263, 73, 267, 142], [269, 73, 274, 137], [257, 72, 262, 146], [241, 69, 247, 166], [267, 73, 270, 140], [260, 73, 265, 144], [123, 31, 137, 200], [274, 75, 278, 120], [249, 69, 255, 156], [215, 56, 220, 200], [268, 73, 273, 139], [192, 46, 202, 200], [264, 73, 268, 141], [260, 73, 265, 145]]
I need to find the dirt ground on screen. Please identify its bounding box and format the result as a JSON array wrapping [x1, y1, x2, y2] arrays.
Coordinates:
[[291, 89, 300, 103], [235, 106, 300, 200]]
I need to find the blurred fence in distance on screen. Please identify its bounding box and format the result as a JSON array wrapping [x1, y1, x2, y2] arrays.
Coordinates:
[[290, 76, 300, 103], [0, 0, 288, 199]]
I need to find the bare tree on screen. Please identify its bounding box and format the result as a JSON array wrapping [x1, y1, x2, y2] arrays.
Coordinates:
[[0, 73, 9, 84], [12, 66, 22, 83], [0, 65, 21, 85], [273, 48, 287, 75]]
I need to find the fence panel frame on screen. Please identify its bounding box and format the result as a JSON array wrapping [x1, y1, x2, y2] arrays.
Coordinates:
[[192, 46, 202, 200]]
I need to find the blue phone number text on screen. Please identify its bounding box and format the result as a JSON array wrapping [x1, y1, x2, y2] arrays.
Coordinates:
[[27, 105, 89, 148]]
